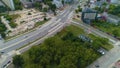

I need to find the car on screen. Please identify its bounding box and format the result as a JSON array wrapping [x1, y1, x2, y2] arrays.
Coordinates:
[[7, 61, 11, 64], [0, 37, 2, 40], [24, 36, 28, 38], [99, 50, 105, 55], [97, 48, 105, 55], [3, 64, 7, 68], [1, 52, 4, 54], [95, 65, 100, 67]]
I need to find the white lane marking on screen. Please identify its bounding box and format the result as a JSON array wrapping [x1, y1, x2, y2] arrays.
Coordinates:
[[0, 19, 62, 51]]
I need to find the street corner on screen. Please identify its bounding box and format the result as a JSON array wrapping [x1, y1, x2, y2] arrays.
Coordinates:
[[15, 51, 21, 55], [111, 60, 120, 68]]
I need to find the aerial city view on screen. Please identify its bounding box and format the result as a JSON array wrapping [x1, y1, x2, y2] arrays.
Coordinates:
[[0, 0, 120, 68]]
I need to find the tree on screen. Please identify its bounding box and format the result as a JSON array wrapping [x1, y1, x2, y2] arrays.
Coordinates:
[[13, 0, 22, 10], [13, 55, 24, 68], [49, 4, 57, 15], [75, 9, 79, 13], [1, 32, 6, 38], [21, 31, 103, 68], [62, 0, 64, 6], [9, 22, 17, 28], [43, 7, 48, 12], [44, 17, 47, 21], [112, 29, 119, 37], [34, 2, 42, 10]]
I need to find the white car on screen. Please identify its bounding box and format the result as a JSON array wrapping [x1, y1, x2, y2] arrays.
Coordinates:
[[97, 49, 105, 55]]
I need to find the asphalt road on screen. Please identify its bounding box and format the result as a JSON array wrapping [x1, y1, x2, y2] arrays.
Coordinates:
[[0, 0, 79, 68], [0, 5, 71, 53]]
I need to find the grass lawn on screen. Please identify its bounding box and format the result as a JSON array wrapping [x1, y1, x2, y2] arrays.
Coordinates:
[[92, 20, 120, 38]]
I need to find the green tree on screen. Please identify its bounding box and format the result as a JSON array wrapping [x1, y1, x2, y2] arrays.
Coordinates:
[[13, 55, 24, 68], [49, 4, 57, 15], [13, 0, 22, 10], [9, 22, 17, 28], [62, 0, 64, 5], [43, 7, 48, 12], [1, 32, 6, 38], [34, 2, 42, 10], [112, 29, 119, 36]]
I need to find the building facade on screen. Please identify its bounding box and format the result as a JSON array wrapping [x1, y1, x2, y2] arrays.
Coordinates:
[[2, 0, 15, 10], [82, 7, 98, 24]]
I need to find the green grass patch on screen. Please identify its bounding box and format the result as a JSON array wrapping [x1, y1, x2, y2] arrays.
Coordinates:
[[4, 14, 20, 28], [92, 20, 120, 38]]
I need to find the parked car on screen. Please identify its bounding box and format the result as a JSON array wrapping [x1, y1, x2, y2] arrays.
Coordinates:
[[97, 48, 106, 55]]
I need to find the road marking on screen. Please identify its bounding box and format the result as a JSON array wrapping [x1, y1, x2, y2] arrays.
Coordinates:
[[0, 19, 62, 51], [63, 11, 69, 18]]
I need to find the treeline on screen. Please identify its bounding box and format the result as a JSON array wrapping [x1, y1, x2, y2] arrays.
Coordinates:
[[0, 18, 7, 38], [13, 0, 23, 10], [35, 0, 57, 14], [13, 32, 105, 68], [4, 14, 18, 28], [108, 4, 120, 17]]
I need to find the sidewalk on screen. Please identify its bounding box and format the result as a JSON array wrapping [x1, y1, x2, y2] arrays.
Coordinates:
[[0, 40, 4, 48], [0, 50, 15, 68]]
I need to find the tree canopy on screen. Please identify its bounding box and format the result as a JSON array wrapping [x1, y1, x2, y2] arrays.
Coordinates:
[[13, 55, 25, 68], [22, 32, 101, 68]]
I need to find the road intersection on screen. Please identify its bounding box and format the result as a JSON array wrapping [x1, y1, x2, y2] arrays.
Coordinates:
[[0, 0, 120, 68], [0, 1, 78, 67]]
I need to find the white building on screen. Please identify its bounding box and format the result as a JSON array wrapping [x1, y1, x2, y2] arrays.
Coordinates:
[[110, 0, 119, 4], [53, 0, 63, 8], [53, 0, 73, 8], [2, 0, 15, 10]]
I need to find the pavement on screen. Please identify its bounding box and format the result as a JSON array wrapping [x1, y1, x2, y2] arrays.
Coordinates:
[[0, 0, 79, 68], [1, 16, 13, 31], [1, 0, 120, 68]]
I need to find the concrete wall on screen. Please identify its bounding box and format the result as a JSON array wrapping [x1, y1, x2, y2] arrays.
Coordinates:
[[2, 0, 15, 10]]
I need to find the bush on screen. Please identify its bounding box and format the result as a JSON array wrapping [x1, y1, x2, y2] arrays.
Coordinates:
[[9, 22, 17, 28]]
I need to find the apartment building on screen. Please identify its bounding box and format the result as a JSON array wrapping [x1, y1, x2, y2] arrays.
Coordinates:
[[2, 0, 15, 10]]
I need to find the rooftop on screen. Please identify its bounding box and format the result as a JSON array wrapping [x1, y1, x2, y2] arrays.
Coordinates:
[[82, 7, 97, 13]]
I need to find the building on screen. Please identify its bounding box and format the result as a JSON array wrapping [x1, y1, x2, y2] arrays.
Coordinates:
[[2, 0, 15, 10], [53, 0, 73, 8], [81, 7, 98, 24], [20, 0, 34, 8], [110, 0, 120, 4], [0, 1, 7, 13], [53, 0, 63, 8], [20, 0, 42, 8]]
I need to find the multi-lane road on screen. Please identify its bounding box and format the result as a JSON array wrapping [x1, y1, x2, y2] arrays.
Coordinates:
[[1, 0, 120, 68], [0, 0, 79, 67]]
